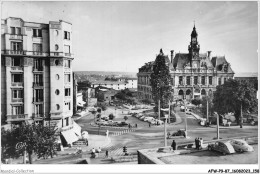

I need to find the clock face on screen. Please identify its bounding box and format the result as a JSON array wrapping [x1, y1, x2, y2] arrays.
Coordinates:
[[192, 38, 196, 42]]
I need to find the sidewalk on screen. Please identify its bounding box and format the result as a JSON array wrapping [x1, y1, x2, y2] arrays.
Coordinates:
[[209, 124, 258, 129], [57, 134, 111, 156]]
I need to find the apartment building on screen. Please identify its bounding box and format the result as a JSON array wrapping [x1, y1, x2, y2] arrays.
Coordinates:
[[1, 17, 80, 146]]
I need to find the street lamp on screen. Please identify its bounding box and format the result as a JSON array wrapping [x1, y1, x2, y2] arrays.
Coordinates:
[[184, 95, 188, 138]]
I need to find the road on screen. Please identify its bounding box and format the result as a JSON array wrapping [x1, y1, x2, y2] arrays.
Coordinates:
[[74, 105, 258, 164]]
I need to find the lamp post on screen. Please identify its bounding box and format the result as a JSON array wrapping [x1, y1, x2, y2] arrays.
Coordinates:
[[184, 96, 188, 137], [161, 108, 169, 147], [216, 113, 219, 139]]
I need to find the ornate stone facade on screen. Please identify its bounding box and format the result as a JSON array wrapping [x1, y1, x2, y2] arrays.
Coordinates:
[[137, 25, 235, 102]]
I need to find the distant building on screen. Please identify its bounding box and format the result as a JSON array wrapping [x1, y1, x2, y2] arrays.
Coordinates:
[[234, 72, 258, 90], [137, 25, 235, 101], [95, 86, 117, 105], [1, 17, 80, 147]]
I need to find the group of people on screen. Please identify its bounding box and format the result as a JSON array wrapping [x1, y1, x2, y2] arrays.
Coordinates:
[[128, 123, 138, 128], [195, 137, 203, 150], [91, 147, 102, 158]]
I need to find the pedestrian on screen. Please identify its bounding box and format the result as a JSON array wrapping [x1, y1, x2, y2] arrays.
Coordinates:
[[105, 150, 109, 158], [149, 123, 151, 127], [136, 123, 137, 128], [128, 124, 131, 129], [167, 132, 171, 139], [98, 147, 102, 153], [171, 140, 176, 150], [195, 138, 198, 149], [85, 138, 88, 146], [199, 138, 202, 150]]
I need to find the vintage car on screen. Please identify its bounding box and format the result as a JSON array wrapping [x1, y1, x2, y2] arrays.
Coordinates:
[[228, 139, 254, 152], [171, 129, 186, 137], [208, 141, 235, 155]]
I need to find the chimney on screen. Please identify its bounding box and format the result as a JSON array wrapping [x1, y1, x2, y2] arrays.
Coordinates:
[[207, 51, 212, 58], [170, 50, 174, 63]]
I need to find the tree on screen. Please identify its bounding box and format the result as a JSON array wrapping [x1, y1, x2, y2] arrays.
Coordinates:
[[150, 49, 172, 112], [124, 116, 128, 122], [213, 79, 257, 127], [109, 113, 115, 120], [1, 123, 58, 164], [97, 108, 102, 113], [191, 98, 202, 106], [101, 105, 107, 114]]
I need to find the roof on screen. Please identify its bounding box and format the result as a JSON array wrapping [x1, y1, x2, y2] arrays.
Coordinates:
[[172, 53, 190, 69], [211, 56, 234, 73], [92, 80, 126, 85]]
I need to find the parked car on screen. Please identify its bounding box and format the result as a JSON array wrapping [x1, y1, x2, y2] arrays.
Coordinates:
[[144, 117, 154, 122], [139, 116, 146, 121], [117, 121, 128, 127], [228, 139, 254, 152], [101, 116, 109, 121], [172, 129, 186, 137], [208, 141, 235, 155]]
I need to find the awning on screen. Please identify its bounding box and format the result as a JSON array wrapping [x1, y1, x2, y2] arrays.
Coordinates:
[[72, 121, 82, 136], [61, 130, 78, 145]]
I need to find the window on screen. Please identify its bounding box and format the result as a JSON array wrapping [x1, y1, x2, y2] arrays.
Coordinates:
[[35, 89, 43, 102], [194, 76, 198, 85], [33, 29, 42, 37], [11, 42, 22, 51], [55, 44, 59, 51], [35, 104, 43, 115], [64, 45, 70, 53], [34, 74, 43, 84], [11, 27, 15, 34], [179, 76, 183, 85], [65, 88, 71, 96], [56, 104, 60, 110], [64, 60, 70, 68], [13, 90, 23, 98], [12, 74, 23, 82], [64, 31, 70, 40], [209, 76, 212, 85], [12, 58, 21, 66], [65, 102, 71, 111], [12, 105, 23, 115], [55, 89, 60, 95], [171, 78, 174, 85], [224, 78, 227, 83], [34, 59, 43, 70], [33, 43, 42, 53], [218, 78, 221, 85], [186, 76, 190, 85], [66, 117, 69, 126], [16, 27, 21, 35], [64, 74, 71, 83], [201, 76, 205, 85]]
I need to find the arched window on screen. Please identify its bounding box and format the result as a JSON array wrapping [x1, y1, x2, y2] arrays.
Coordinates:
[[186, 89, 191, 95], [178, 90, 184, 95], [201, 89, 206, 95]]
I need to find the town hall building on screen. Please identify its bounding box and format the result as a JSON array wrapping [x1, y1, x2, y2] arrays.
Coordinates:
[[137, 25, 235, 101]]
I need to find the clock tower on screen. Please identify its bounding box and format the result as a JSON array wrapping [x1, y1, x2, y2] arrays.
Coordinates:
[[188, 24, 200, 60]]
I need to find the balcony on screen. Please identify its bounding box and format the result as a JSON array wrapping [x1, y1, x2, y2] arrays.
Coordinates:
[[2, 50, 25, 55], [32, 113, 45, 119], [50, 52, 73, 57], [26, 51, 49, 57], [33, 66, 44, 72], [10, 34, 23, 40], [11, 98, 23, 103], [33, 82, 44, 87], [32, 98, 44, 103], [11, 66, 23, 72], [7, 114, 28, 122], [11, 82, 23, 87]]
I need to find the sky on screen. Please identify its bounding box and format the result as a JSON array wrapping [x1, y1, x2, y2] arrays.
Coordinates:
[[1, 1, 258, 73]]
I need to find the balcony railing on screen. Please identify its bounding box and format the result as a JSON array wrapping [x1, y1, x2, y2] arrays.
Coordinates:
[[11, 98, 23, 103], [50, 52, 73, 57], [32, 98, 44, 102], [33, 66, 44, 72], [32, 113, 45, 119], [2, 50, 25, 55], [7, 114, 28, 121], [11, 66, 23, 71], [11, 82, 23, 87], [26, 51, 49, 57], [10, 35, 23, 40], [33, 82, 44, 87]]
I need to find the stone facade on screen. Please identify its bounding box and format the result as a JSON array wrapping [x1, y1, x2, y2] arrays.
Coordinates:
[[137, 25, 235, 102]]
